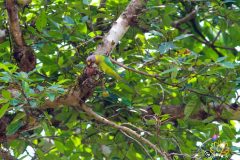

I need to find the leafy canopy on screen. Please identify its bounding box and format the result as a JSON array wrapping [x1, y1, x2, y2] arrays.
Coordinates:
[[0, 0, 240, 159]]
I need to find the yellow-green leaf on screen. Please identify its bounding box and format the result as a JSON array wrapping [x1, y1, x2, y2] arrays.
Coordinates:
[[0, 103, 9, 119]]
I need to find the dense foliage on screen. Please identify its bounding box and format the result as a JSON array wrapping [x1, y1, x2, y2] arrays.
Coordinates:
[[0, 0, 240, 159]]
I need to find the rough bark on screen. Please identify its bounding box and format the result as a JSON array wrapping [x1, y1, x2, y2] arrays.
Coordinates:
[[94, 0, 145, 55], [6, 0, 36, 72]]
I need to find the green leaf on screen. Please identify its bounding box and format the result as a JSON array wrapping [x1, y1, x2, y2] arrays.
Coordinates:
[[41, 121, 51, 136], [146, 119, 156, 125], [22, 81, 30, 95], [216, 56, 227, 63], [0, 72, 12, 82], [90, 0, 100, 6], [82, 16, 89, 23], [63, 16, 75, 25], [149, 30, 164, 37], [78, 23, 87, 34], [55, 140, 65, 153], [219, 62, 235, 69], [10, 99, 20, 106], [2, 90, 11, 99], [152, 105, 161, 115], [160, 67, 178, 76], [165, 5, 177, 15], [36, 149, 45, 158], [83, 0, 90, 5], [36, 12, 47, 31], [222, 125, 235, 140], [47, 93, 55, 102], [0, 63, 10, 72], [0, 98, 8, 104], [29, 100, 37, 108], [173, 34, 193, 41], [37, 85, 44, 91], [9, 139, 26, 157], [184, 96, 200, 119], [0, 103, 9, 119], [49, 19, 60, 29], [11, 112, 26, 124], [159, 42, 176, 54], [118, 82, 134, 93], [16, 72, 29, 81], [162, 14, 172, 26], [57, 79, 71, 85], [202, 116, 216, 123], [6, 121, 23, 135]]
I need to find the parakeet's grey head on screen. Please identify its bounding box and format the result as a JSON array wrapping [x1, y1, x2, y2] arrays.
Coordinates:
[[86, 55, 96, 65]]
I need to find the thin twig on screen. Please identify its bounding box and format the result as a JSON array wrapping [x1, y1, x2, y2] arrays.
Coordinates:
[[214, 45, 236, 51], [110, 58, 159, 78], [76, 36, 103, 49], [121, 123, 153, 136], [120, 130, 154, 160], [212, 30, 221, 45], [171, 9, 197, 28], [111, 58, 222, 100]]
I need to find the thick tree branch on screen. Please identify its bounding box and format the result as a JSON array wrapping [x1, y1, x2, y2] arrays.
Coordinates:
[[6, 0, 36, 72], [22, 1, 169, 157], [2, 0, 238, 159], [0, 149, 16, 160], [79, 103, 170, 159], [72, 0, 148, 107], [94, 0, 145, 56], [43, 88, 81, 109], [1, 1, 171, 156], [2, 89, 171, 158]]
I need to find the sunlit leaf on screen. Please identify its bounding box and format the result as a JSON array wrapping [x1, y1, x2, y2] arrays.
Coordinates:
[[173, 34, 193, 41], [36, 12, 47, 31], [2, 90, 11, 99], [0, 103, 9, 119]]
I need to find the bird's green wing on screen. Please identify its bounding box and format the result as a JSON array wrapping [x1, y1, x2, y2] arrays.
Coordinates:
[[102, 56, 117, 71], [97, 55, 121, 80]]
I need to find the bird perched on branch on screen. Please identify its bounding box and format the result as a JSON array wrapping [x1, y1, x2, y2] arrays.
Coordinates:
[[86, 55, 121, 80]]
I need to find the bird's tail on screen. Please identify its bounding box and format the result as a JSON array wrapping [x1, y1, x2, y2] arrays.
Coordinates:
[[113, 72, 122, 81]]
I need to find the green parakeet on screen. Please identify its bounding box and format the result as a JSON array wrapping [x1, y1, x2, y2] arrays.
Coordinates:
[[86, 55, 121, 80]]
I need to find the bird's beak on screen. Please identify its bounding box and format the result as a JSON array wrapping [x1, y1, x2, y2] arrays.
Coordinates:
[[87, 61, 91, 65]]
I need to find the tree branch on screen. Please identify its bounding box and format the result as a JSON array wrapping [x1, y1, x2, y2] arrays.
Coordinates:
[[171, 9, 197, 28], [0, 149, 16, 160], [212, 30, 221, 45], [120, 130, 154, 160], [171, 7, 236, 54], [6, 0, 36, 72], [93, 0, 145, 56], [110, 58, 222, 100], [79, 103, 170, 159]]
